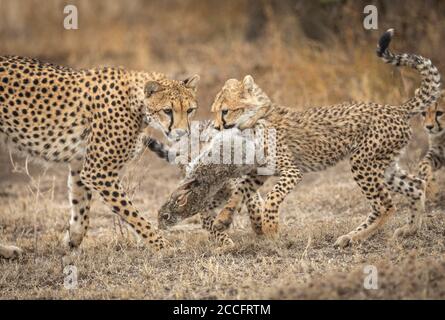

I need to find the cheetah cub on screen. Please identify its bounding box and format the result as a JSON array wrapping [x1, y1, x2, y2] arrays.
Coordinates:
[[418, 100, 445, 201], [210, 29, 441, 247], [0, 56, 200, 257]]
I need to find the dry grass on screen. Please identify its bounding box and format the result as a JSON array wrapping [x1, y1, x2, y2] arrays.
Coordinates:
[[0, 0, 445, 299], [1, 147, 444, 299]]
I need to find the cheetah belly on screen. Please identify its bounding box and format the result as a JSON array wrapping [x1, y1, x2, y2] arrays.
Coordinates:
[[0, 120, 89, 163], [288, 136, 353, 173]]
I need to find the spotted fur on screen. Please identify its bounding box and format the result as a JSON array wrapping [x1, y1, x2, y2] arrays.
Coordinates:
[[211, 29, 441, 247], [0, 55, 200, 257], [418, 100, 445, 201]]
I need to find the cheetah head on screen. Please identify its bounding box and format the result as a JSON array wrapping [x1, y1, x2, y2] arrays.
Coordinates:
[[158, 178, 200, 229], [144, 75, 200, 141], [211, 75, 272, 131], [421, 101, 444, 136]]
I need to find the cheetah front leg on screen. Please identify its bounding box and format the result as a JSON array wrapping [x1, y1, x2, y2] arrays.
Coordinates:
[[197, 189, 235, 248], [213, 176, 267, 235], [418, 152, 442, 202], [80, 167, 170, 251], [384, 162, 426, 238], [262, 165, 301, 237], [200, 211, 234, 249], [212, 187, 243, 232], [64, 161, 93, 249]]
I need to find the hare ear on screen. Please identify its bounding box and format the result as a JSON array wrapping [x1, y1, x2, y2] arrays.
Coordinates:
[[242, 75, 255, 94], [175, 190, 190, 207], [145, 81, 163, 97], [173, 179, 198, 207], [183, 74, 200, 91], [178, 178, 199, 190]]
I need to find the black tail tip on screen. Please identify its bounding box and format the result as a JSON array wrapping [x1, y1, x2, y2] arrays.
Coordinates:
[[376, 28, 394, 57]]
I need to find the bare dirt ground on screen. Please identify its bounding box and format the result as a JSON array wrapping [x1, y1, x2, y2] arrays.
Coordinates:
[[1, 136, 444, 299]]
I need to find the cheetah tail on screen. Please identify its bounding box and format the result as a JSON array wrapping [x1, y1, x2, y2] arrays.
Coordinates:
[[144, 137, 174, 163], [376, 28, 441, 114]]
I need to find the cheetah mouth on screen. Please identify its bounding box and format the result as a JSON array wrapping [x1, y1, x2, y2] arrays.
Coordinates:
[[427, 127, 444, 135], [223, 124, 235, 130]]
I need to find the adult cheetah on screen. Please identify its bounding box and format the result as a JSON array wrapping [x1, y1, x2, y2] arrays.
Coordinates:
[[0, 55, 200, 257], [209, 29, 441, 247]]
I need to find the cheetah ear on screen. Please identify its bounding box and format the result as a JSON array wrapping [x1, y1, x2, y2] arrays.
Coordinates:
[[145, 81, 163, 98], [183, 74, 200, 91], [242, 75, 255, 95]]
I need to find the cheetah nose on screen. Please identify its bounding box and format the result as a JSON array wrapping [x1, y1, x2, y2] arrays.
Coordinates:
[[426, 125, 434, 131]]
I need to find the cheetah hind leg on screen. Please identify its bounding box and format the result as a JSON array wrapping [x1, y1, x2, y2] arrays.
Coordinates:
[[335, 156, 396, 248], [0, 244, 23, 259]]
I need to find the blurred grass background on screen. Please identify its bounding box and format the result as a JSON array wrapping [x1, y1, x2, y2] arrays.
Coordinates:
[[0, 0, 443, 116]]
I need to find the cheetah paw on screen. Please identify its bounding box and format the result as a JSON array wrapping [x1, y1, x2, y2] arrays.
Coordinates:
[[216, 238, 236, 254], [252, 224, 264, 236], [156, 237, 173, 251], [212, 211, 233, 232], [0, 245, 23, 259], [63, 230, 84, 250], [261, 224, 279, 239], [426, 181, 439, 202], [393, 225, 417, 239], [334, 234, 353, 248], [215, 238, 235, 254]]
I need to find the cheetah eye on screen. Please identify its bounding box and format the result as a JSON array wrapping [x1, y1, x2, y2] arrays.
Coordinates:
[[421, 111, 426, 117], [163, 109, 172, 116], [221, 110, 228, 116], [437, 111, 444, 117], [187, 108, 195, 115]]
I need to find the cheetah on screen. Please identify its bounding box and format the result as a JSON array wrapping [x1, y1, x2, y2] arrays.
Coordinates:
[[0, 55, 200, 257], [417, 99, 445, 201], [210, 29, 441, 247]]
